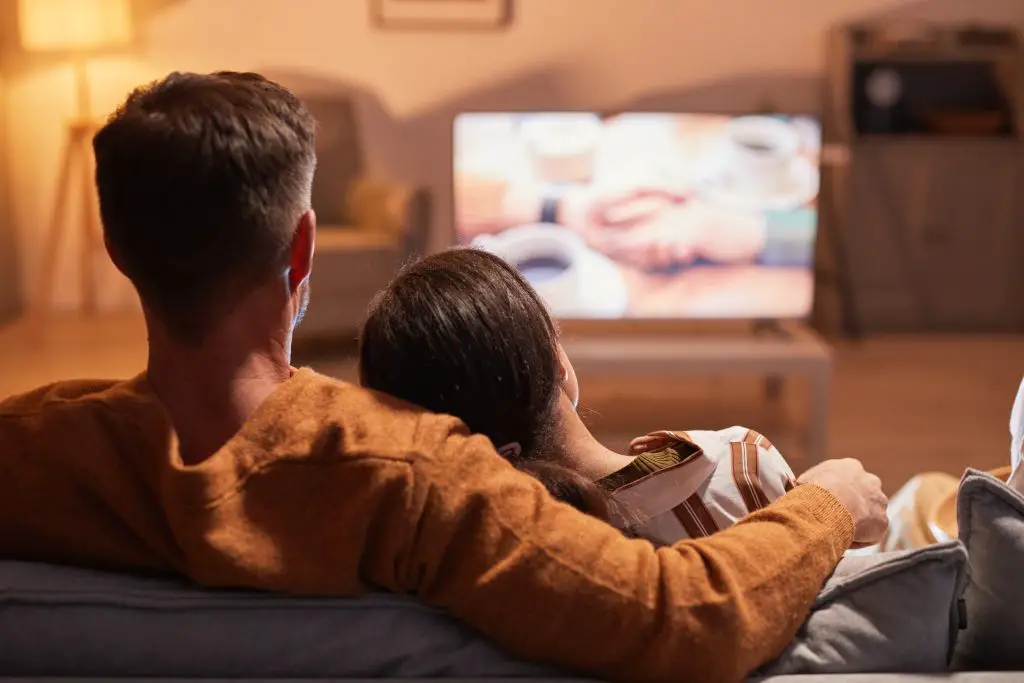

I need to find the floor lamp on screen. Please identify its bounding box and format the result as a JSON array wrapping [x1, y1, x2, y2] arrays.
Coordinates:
[[19, 0, 133, 321]]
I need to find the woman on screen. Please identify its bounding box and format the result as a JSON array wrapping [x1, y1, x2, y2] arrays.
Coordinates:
[[359, 248, 797, 543]]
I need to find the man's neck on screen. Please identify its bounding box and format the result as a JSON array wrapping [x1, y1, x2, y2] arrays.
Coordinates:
[[550, 394, 634, 480], [145, 325, 294, 466]]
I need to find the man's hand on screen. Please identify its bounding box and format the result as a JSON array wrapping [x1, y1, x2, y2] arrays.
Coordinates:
[[798, 459, 888, 547]]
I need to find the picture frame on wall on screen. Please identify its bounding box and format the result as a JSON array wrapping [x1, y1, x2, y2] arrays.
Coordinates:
[[370, 0, 512, 31]]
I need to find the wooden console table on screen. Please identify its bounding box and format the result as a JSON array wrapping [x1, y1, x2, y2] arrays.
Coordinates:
[[842, 140, 1024, 333], [561, 322, 832, 463]]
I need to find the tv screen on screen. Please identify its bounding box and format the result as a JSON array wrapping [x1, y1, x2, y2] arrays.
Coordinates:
[[453, 112, 822, 320]]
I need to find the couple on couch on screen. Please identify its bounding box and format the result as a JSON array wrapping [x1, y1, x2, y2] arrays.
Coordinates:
[[0, 72, 889, 683]]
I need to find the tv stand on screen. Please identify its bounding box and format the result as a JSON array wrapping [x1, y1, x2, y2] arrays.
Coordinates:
[[751, 319, 789, 401], [751, 318, 791, 338], [561, 320, 831, 464]]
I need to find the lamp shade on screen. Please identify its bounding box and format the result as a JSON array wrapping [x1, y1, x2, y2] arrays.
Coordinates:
[[18, 0, 133, 52]]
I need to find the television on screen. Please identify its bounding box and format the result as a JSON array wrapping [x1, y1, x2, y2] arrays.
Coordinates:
[[452, 112, 822, 320]]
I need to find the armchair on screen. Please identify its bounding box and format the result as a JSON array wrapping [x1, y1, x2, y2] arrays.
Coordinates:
[[292, 94, 431, 348]]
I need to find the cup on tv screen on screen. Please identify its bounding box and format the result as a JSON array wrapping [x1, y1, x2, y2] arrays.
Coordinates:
[[725, 116, 801, 196], [473, 224, 588, 315], [519, 113, 602, 184]]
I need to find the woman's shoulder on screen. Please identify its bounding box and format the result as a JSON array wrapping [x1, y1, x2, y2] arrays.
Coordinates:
[[602, 431, 719, 520], [631, 426, 777, 458], [605, 426, 785, 506]]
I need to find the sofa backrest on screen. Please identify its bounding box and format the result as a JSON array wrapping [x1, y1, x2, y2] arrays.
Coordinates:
[[0, 561, 564, 679]]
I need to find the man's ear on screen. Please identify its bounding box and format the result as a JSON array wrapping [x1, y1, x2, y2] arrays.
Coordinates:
[[288, 209, 316, 294]]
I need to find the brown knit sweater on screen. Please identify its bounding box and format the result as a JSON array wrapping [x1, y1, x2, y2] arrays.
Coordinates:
[[0, 368, 853, 683]]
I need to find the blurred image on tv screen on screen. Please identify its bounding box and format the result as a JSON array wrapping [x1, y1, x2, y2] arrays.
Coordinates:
[[453, 112, 822, 320]]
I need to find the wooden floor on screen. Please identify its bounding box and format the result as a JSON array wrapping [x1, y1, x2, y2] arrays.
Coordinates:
[[1, 313, 1021, 493]]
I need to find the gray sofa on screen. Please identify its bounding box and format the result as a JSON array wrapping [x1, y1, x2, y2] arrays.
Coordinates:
[[0, 562, 1011, 682], [0, 546, 993, 683], [0, 564, 956, 681], [1, 469, 1022, 682]]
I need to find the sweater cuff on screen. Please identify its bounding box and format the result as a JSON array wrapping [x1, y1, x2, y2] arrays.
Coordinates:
[[789, 483, 856, 551]]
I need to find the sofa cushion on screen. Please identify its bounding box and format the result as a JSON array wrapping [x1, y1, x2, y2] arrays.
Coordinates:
[[0, 546, 968, 680], [0, 561, 561, 678], [952, 468, 1024, 670], [758, 542, 968, 676]]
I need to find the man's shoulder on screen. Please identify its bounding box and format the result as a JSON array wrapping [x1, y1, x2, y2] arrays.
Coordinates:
[[0, 377, 143, 420], [268, 368, 473, 466]]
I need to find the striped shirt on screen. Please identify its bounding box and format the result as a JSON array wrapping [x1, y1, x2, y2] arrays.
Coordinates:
[[598, 426, 796, 543]]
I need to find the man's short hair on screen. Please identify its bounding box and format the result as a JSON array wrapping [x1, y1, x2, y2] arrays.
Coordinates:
[[93, 71, 317, 343]]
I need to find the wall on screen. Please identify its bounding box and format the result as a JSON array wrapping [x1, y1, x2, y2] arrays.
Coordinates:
[[0, 71, 20, 322], [3, 0, 1021, 311]]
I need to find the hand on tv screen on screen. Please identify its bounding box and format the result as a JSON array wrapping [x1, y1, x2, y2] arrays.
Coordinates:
[[562, 187, 767, 270]]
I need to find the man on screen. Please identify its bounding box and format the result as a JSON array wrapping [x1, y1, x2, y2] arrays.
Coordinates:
[[0, 72, 887, 683]]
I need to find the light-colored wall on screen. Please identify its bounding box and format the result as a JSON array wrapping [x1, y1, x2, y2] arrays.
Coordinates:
[[0, 71, 20, 322], [3, 0, 1020, 311]]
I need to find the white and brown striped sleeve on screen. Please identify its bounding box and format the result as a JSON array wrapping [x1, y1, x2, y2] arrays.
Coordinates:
[[615, 427, 797, 543], [683, 427, 798, 532], [671, 493, 720, 540], [739, 428, 797, 503]]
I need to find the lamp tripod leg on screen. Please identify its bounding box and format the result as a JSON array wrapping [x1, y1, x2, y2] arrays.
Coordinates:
[[77, 127, 99, 314], [30, 127, 78, 335]]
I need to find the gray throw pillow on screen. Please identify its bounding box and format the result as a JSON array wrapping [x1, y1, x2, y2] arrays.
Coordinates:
[[758, 541, 967, 676], [952, 468, 1024, 670]]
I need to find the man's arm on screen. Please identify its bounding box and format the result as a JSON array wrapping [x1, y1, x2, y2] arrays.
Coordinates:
[[393, 419, 855, 683]]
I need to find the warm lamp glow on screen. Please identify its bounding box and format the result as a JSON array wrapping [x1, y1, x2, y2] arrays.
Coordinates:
[[18, 0, 133, 52]]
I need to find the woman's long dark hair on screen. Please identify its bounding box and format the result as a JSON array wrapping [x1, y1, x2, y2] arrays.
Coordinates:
[[359, 248, 621, 525]]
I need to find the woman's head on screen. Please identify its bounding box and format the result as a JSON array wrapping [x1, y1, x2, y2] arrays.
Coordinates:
[[359, 248, 576, 459], [358, 248, 645, 531]]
